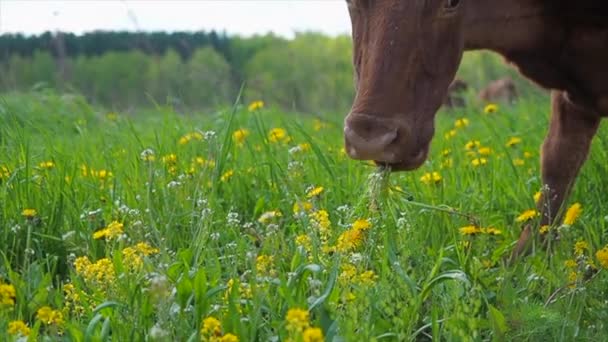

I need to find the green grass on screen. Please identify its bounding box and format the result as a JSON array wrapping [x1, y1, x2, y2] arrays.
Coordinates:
[[1, 90, 608, 341]]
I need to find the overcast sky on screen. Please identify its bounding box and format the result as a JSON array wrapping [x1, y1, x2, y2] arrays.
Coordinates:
[[0, 0, 351, 38]]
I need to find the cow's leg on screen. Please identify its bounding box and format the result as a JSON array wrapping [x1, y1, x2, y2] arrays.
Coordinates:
[[512, 91, 600, 258]]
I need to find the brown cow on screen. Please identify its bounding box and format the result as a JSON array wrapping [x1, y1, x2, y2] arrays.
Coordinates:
[[478, 77, 518, 104], [342, 0, 608, 257], [443, 78, 469, 108]]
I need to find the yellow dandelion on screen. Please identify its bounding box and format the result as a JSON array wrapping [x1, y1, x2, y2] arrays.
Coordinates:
[[441, 158, 453, 169], [219, 333, 239, 342], [505, 137, 522, 147], [420, 171, 442, 185], [574, 240, 588, 256], [539, 225, 550, 235], [7, 320, 30, 337], [21, 208, 37, 218], [534, 191, 542, 204], [38, 161, 55, 169], [161, 153, 177, 164], [484, 103, 499, 114], [442, 149, 451, 157], [248, 100, 264, 112], [335, 228, 364, 252], [563, 203, 582, 226], [268, 128, 290, 144], [444, 129, 457, 139], [465, 140, 481, 150], [0, 282, 16, 306], [293, 201, 313, 215], [306, 186, 324, 198], [459, 225, 482, 235], [471, 158, 487, 167], [516, 209, 539, 223], [232, 128, 250, 146], [303, 327, 324, 342], [220, 170, 234, 182], [564, 259, 577, 268], [454, 118, 469, 128], [201, 316, 222, 336], [596, 246, 608, 269], [352, 218, 372, 231], [484, 227, 502, 235], [92, 221, 124, 240], [286, 308, 310, 331], [478, 147, 492, 155]]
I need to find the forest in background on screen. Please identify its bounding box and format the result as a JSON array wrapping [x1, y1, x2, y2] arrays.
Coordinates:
[[0, 30, 543, 113]]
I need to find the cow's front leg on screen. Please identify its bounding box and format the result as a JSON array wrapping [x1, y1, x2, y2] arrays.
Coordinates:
[[513, 91, 600, 258]]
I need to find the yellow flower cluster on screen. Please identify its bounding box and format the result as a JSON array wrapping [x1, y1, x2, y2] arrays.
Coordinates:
[[285, 308, 324, 342], [339, 263, 378, 286], [563, 203, 582, 225], [123, 242, 160, 271], [74, 256, 116, 286], [0, 282, 16, 306], [200, 316, 239, 341], [37, 306, 65, 325], [420, 171, 442, 185], [248, 100, 264, 112], [335, 219, 372, 253], [7, 320, 30, 337], [268, 128, 290, 144], [179, 131, 203, 145], [515, 209, 539, 223], [309, 210, 331, 242], [0, 165, 10, 180], [93, 220, 124, 240], [63, 283, 85, 316], [505, 137, 522, 148], [80, 165, 113, 181], [256, 255, 276, 277], [459, 225, 502, 236], [454, 118, 469, 128], [596, 246, 608, 269], [38, 160, 56, 170], [232, 128, 250, 146], [293, 201, 313, 215], [306, 186, 324, 198], [313, 119, 328, 131]]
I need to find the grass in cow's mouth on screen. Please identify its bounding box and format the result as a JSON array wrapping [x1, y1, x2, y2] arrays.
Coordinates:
[[1, 93, 608, 340]]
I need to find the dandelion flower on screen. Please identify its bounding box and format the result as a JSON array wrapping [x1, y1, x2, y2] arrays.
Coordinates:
[[21, 208, 37, 218], [471, 158, 487, 167], [93, 221, 124, 240], [306, 186, 324, 198], [596, 246, 608, 269], [0, 282, 16, 306], [505, 137, 522, 147], [478, 147, 492, 155], [484, 103, 499, 114], [286, 308, 310, 331], [484, 227, 502, 235], [516, 209, 538, 223], [420, 172, 442, 185], [248, 100, 264, 112], [465, 140, 481, 150], [303, 327, 324, 342], [459, 225, 482, 235], [201, 316, 222, 336], [454, 118, 469, 128], [564, 259, 577, 268], [7, 321, 30, 337], [352, 218, 371, 231], [219, 333, 239, 342], [539, 225, 550, 235], [336, 228, 364, 252], [232, 129, 250, 146], [444, 129, 457, 139], [220, 170, 234, 182], [268, 128, 290, 144], [563, 203, 582, 225]]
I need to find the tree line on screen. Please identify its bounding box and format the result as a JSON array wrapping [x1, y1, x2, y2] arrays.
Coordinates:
[[0, 30, 531, 112]]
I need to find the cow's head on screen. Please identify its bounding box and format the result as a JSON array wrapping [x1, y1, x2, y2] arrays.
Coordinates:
[[344, 0, 465, 170]]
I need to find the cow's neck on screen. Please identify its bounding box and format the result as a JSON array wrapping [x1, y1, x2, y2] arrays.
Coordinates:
[[463, 0, 549, 53]]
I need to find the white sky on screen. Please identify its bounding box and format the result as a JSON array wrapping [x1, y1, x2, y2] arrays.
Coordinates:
[[0, 0, 352, 38]]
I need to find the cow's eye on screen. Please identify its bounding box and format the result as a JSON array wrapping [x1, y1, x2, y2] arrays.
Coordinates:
[[444, 0, 460, 10]]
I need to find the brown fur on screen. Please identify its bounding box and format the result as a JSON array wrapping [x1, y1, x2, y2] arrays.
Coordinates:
[[478, 77, 518, 104], [343, 0, 608, 258]]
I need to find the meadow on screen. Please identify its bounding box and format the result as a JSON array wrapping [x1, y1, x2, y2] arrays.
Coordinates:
[[1, 90, 608, 341]]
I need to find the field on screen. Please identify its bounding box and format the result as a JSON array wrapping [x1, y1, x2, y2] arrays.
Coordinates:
[[1, 90, 608, 341]]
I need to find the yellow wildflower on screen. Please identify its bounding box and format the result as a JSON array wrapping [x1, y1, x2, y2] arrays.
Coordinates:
[[484, 227, 502, 235], [7, 320, 30, 336], [258, 210, 282, 224], [516, 209, 539, 223], [162, 153, 177, 164], [73, 257, 116, 285], [465, 140, 481, 150], [478, 147, 492, 155], [441, 158, 453, 169], [309, 210, 331, 240], [335, 228, 364, 252], [444, 129, 457, 139], [201, 316, 222, 336], [0, 282, 16, 306], [38, 161, 55, 169], [505, 137, 522, 147], [357, 270, 379, 285], [219, 333, 239, 342], [568, 271, 578, 287], [286, 308, 310, 331], [539, 225, 550, 235], [268, 128, 290, 144], [0, 165, 10, 180], [513, 158, 525, 166], [306, 186, 324, 198], [295, 234, 312, 252], [21, 208, 37, 218], [420, 171, 442, 185], [303, 327, 324, 342], [454, 118, 469, 128], [92, 221, 124, 240], [574, 240, 588, 256], [134, 242, 160, 256], [596, 246, 608, 269], [220, 170, 234, 182], [232, 129, 250, 146], [442, 149, 451, 157], [471, 158, 487, 167], [524, 151, 533, 158], [564, 259, 577, 268], [293, 201, 313, 214], [256, 255, 275, 277], [37, 306, 64, 325], [248, 100, 264, 112], [352, 218, 371, 231], [563, 203, 582, 225], [484, 103, 498, 114], [459, 226, 482, 235], [534, 191, 542, 204]]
